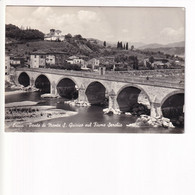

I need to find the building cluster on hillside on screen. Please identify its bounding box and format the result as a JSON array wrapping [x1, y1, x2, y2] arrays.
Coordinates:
[[5, 48, 184, 82], [29, 51, 101, 71], [5, 53, 26, 81], [143, 58, 184, 69]]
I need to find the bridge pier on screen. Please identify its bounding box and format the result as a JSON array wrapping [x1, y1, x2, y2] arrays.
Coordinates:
[[14, 73, 19, 85], [150, 102, 163, 118], [30, 77, 35, 86], [108, 89, 119, 110], [51, 81, 58, 95], [78, 85, 88, 102]]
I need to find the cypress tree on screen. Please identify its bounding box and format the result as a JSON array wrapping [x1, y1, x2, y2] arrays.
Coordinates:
[[117, 41, 119, 48], [126, 42, 128, 50]]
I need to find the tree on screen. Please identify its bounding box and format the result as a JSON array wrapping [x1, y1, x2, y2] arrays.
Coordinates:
[[120, 42, 123, 49], [6, 24, 44, 40], [117, 41, 123, 49], [117, 41, 120, 48], [131, 45, 134, 51], [65, 33, 72, 39], [149, 56, 154, 63], [103, 41, 106, 47], [74, 34, 82, 40], [126, 42, 128, 50], [129, 56, 139, 70]]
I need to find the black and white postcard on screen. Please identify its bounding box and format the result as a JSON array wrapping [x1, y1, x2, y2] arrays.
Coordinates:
[[2, 1, 195, 195], [5, 6, 185, 133]]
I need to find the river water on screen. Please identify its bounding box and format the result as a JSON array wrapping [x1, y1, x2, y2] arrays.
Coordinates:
[[5, 91, 183, 133]]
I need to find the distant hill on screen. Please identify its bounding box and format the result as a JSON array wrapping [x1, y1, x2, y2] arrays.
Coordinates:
[[142, 47, 185, 57], [166, 41, 185, 48], [127, 42, 146, 49], [138, 41, 185, 56], [139, 41, 185, 49]]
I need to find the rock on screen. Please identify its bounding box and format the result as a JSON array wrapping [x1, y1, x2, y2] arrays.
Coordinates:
[[162, 121, 169, 128], [162, 117, 170, 123], [103, 107, 121, 115], [41, 93, 59, 98], [125, 112, 132, 116], [127, 115, 175, 129], [66, 100, 91, 107], [140, 116, 149, 123], [168, 122, 175, 128], [151, 117, 157, 122]]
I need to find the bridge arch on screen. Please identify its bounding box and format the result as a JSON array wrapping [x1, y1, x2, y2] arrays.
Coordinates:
[[18, 72, 30, 87], [85, 80, 108, 93], [56, 76, 79, 89], [85, 81, 107, 105], [57, 77, 78, 99], [116, 84, 151, 113], [34, 73, 52, 85], [160, 90, 184, 107], [161, 90, 184, 127], [35, 74, 51, 93]]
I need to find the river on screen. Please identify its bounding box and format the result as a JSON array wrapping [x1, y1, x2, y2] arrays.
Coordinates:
[[5, 91, 183, 133]]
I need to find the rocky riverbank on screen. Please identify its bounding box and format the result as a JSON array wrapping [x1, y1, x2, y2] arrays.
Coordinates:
[[65, 100, 91, 107], [5, 102, 77, 129], [127, 115, 175, 128], [5, 101, 38, 107], [5, 82, 39, 95]]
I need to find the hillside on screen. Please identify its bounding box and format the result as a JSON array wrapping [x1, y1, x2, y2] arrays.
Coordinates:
[[5, 40, 148, 60], [6, 24, 44, 41], [5, 37, 104, 59], [6, 38, 184, 65], [5, 24, 185, 64]]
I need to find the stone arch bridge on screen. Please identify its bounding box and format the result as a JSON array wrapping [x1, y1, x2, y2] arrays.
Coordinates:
[[14, 68, 184, 118]]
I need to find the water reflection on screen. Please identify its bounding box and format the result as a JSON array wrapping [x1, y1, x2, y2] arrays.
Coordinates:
[[5, 91, 183, 133]]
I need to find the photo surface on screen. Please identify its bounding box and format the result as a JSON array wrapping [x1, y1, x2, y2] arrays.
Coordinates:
[[5, 6, 185, 133]]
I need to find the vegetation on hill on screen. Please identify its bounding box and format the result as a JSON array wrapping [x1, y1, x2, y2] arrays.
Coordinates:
[[5, 24, 185, 70], [6, 24, 44, 41]]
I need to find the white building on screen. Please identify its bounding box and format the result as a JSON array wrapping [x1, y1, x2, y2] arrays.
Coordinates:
[[44, 29, 65, 41], [30, 51, 66, 68], [66, 56, 85, 65], [30, 52, 46, 68], [88, 58, 100, 70]]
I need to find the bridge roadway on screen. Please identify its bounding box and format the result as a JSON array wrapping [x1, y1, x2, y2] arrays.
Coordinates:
[[14, 68, 184, 118]]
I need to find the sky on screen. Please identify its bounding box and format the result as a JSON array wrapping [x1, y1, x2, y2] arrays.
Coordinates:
[[6, 6, 185, 44]]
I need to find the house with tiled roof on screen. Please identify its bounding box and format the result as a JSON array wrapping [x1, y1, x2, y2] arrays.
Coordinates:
[[30, 50, 67, 68]]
